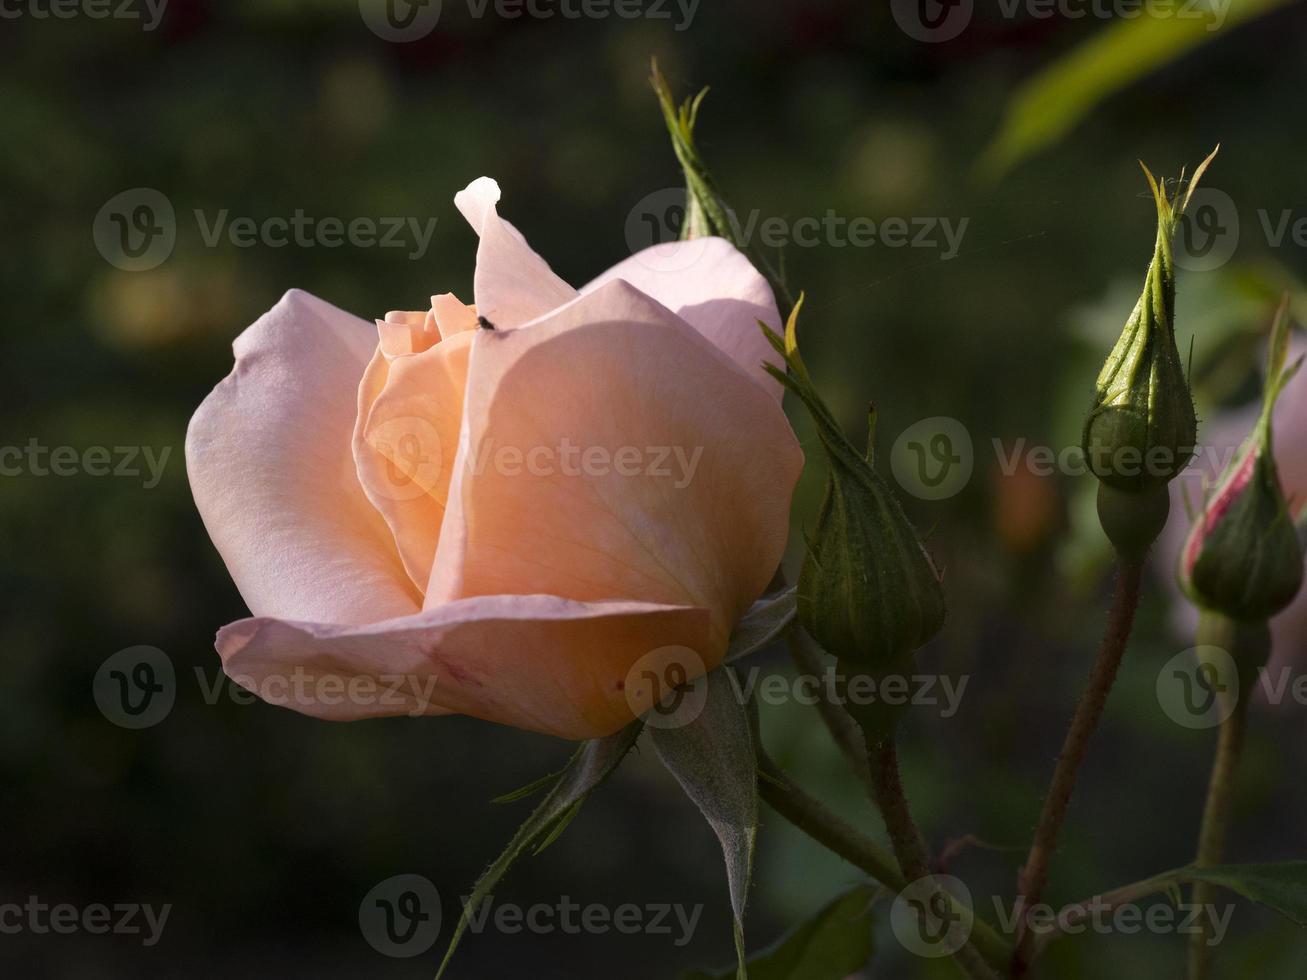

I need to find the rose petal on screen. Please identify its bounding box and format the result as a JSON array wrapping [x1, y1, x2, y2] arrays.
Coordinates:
[[216, 595, 711, 739], [187, 289, 420, 624], [426, 279, 803, 660], [1271, 335, 1307, 500], [455, 176, 578, 329], [431, 292, 479, 339], [353, 330, 475, 591], [378, 310, 440, 357], [583, 236, 784, 399]]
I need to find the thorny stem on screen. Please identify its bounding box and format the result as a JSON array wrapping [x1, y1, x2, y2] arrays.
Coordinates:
[[864, 735, 1001, 980], [757, 752, 1011, 974], [1188, 611, 1259, 980], [1011, 560, 1144, 976], [784, 624, 875, 794], [1188, 699, 1247, 980]]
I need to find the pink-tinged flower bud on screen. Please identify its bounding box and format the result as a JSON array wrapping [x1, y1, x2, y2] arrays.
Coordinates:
[[1180, 297, 1306, 621]]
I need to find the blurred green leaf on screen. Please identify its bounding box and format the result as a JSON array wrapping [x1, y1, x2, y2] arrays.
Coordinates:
[[979, 0, 1300, 179], [1170, 861, 1307, 925], [680, 884, 877, 980]]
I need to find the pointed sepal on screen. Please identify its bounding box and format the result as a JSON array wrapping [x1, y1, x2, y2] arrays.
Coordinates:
[[651, 668, 758, 979], [435, 722, 643, 978]]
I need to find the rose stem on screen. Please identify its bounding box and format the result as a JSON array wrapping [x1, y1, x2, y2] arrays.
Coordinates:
[[757, 751, 1012, 973], [785, 624, 875, 793], [1188, 612, 1256, 980], [1011, 560, 1144, 976], [861, 734, 1002, 980]]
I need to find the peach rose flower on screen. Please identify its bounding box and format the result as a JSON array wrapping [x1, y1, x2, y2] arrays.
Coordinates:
[[1159, 333, 1307, 674], [187, 177, 803, 739]]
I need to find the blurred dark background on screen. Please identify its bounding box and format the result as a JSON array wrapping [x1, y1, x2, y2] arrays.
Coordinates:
[[3, 0, 1307, 976]]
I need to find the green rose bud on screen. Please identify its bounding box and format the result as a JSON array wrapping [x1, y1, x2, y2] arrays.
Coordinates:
[[650, 60, 723, 245], [761, 298, 946, 675], [651, 59, 790, 308], [1180, 296, 1305, 621], [1083, 150, 1218, 495]]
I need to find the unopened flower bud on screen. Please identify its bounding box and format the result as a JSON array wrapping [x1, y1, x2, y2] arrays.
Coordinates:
[[761, 298, 946, 674], [651, 59, 790, 306], [650, 60, 734, 246], [1180, 296, 1305, 621], [1083, 151, 1218, 495]]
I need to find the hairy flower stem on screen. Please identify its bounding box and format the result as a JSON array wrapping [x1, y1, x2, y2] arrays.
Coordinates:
[[757, 753, 1011, 973], [1188, 698, 1247, 980], [1012, 560, 1144, 976], [865, 736, 932, 883], [1188, 611, 1259, 980], [757, 751, 901, 886], [862, 735, 1000, 980], [785, 624, 875, 793]]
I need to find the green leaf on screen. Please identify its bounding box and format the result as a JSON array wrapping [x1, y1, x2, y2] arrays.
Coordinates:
[[725, 587, 797, 664], [680, 885, 877, 980], [978, 0, 1296, 179], [1169, 861, 1307, 926], [651, 669, 759, 979], [435, 721, 642, 978]]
